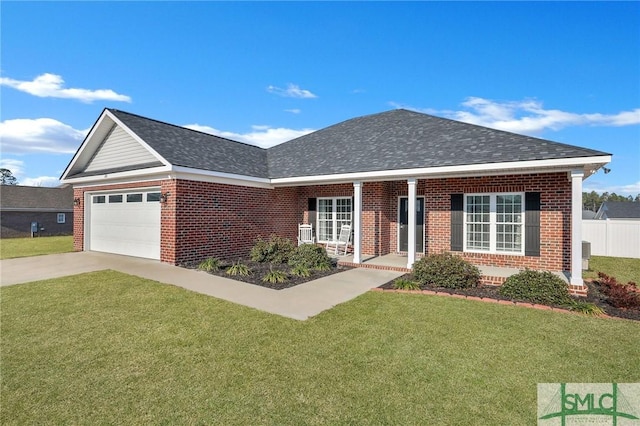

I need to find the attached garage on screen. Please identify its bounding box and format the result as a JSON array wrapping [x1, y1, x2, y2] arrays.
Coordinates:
[[86, 189, 161, 260]]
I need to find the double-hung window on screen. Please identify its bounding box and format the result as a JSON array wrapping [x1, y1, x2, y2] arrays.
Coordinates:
[[317, 197, 352, 242], [464, 193, 524, 255]]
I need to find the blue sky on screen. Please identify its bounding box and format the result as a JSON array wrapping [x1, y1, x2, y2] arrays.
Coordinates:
[[1, 1, 638, 195]]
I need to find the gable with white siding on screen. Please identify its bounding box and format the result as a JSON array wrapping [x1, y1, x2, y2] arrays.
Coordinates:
[[84, 125, 158, 173]]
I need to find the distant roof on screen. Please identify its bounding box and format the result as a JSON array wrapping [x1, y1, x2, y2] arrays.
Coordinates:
[[267, 109, 610, 178], [109, 109, 269, 178], [595, 201, 640, 219], [0, 185, 73, 210]]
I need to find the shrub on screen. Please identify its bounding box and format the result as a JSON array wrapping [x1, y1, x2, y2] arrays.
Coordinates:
[[568, 300, 605, 317], [250, 235, 295, 264], [290, 265, 311, 278], [288, 244, 332, 270], [499, 269, 572, 305], [597, 272, 640, 309], [393, 277, 420, 291], [226, 261, 252, 277], [198, 257, 221, 272], [413, 252, 480, 289], [262, 268, 288, 284]]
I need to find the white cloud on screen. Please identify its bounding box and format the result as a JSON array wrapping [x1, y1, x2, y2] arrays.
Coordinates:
[[0, 73, 131, 103], [390, 98, 640, 134], [0, 118, 87, 154], [184, 124, 315, 148], [266, 83, 317, 99], [0, 158, 61, 187], [0, 158, 25, 176], [284, 108, 301, 114], [584, 180, 640, 196]]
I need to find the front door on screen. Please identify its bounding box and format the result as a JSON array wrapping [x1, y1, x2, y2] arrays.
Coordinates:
[[399, 197, 425, 253]]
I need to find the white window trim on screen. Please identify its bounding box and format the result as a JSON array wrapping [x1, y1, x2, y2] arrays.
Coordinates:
[[316, 197, 352, 243], [57, 213, 66, 224], [463, 192, 525, 256]]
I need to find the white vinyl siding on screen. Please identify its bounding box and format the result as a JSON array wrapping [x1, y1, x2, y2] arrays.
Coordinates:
[[85, 125, 157, 172], [317, 197, 352, 242], [464, 193, 524, 255]]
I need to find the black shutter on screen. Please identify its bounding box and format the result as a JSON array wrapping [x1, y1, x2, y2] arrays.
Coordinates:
[[451, 194, 464, 252], [525, 192, 541, 257], [308, 198, 317, 230]]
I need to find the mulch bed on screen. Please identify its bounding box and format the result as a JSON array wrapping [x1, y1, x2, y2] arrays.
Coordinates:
[[182, 259, 350, 290], [379, 274, 640, 321]]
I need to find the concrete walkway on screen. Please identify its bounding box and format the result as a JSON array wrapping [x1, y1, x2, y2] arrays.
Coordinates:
[[0, 252, 402, 320]]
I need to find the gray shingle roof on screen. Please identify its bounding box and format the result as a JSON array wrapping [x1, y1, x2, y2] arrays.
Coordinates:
[[0, 185, 73, 210], [83, 108, 609, 181], [266, 109, 610, 178], [596, 201, 640, 219], [109, 109, 269, 178]]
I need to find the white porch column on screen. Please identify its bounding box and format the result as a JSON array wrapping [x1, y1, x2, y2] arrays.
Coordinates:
[[407, 178, 417, 269], [353, 181, 362, 264], [570, 169, 584, 286]]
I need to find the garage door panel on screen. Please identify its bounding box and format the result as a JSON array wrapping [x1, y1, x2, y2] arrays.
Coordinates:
[[88, 190, 161, 260]]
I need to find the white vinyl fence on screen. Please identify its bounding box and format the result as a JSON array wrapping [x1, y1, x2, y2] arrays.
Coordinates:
[[582, 219, 640, 258]]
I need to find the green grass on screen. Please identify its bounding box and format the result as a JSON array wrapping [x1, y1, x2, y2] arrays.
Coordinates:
[[2, 271, 638, 425], [0, 235, 74, 260], [583, 256, 640, 284]]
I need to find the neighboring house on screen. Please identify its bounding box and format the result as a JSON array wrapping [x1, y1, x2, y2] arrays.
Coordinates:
[[594, 201, 640, 220], [61, 108, 611, 294], [583, 210, 597, 220], [0, 185, 74, 238]]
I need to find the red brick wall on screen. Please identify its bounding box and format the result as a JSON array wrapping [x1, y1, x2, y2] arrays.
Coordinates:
[[72, 172, 572, 272], [168, 179, 299, 264], [417, 173, 571, 272]]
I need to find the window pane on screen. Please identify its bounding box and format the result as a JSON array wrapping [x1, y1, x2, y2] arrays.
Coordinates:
[[127, 193, 143, 203], [93, 195, 105, 204], [108, 195, 123, 203], [147, 192, 161, 202], [496, 195, 522, 252], [466, 195, 490, 251]]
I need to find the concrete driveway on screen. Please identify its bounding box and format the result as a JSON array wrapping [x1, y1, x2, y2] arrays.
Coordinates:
[[0, 252, 402, 320]]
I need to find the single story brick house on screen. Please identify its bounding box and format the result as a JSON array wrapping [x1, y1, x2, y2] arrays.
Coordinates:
[[0, 185, 73, 238], [61, 108, 611, 294]]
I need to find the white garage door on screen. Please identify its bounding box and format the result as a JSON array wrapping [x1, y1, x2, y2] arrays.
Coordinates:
[[88, 190, 161, 260]]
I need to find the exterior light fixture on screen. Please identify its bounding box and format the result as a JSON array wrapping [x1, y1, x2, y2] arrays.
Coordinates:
[[160, 192, 170, 204], [73, 198, 81, 207]]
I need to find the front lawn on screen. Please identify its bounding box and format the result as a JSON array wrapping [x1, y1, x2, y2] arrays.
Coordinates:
[[0, 235, 74, 259], [583, 255, 640, 285], [2, 271, 638, 424]]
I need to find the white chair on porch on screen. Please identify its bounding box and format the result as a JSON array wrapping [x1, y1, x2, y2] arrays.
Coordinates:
[[326, 224, 352, 256], [297, 224, 315, 246]]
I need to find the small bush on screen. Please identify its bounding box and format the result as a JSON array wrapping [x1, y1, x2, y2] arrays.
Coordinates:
[[288, 244, 332, 270], [597, 272, 640, 309], [226, 261, 252, 277], [413, 252, 480, 289], [198, 257, 221, 272], [250, 235, 295, 264], [568, 300, 605, 317], [290, 265, 311, 277], [499, 269, 572, 305], [393, 278, 420, 291], [262, 268, 288, 284]]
